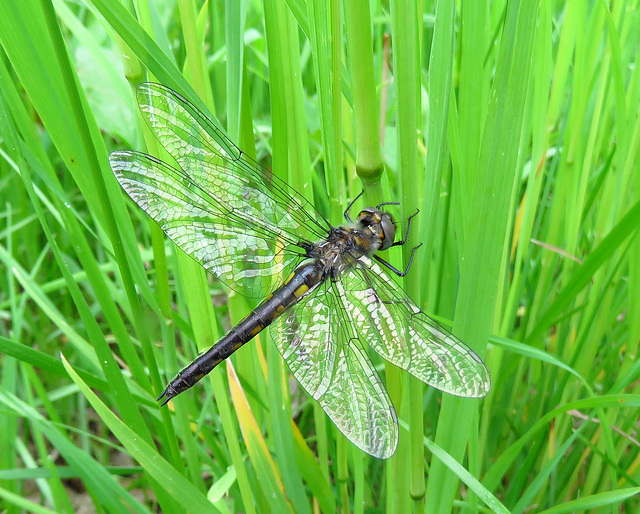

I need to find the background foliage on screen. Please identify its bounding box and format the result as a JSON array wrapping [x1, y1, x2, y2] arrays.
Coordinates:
[[1, 0, 640, 512]]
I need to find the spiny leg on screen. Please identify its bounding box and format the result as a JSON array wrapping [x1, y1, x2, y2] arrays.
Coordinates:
[[374, 242, 422, 277], [343, 190, 364, 222], [376, 207, 422, 276], [376, 201, 399, 209], [390, 208, 420, 248]]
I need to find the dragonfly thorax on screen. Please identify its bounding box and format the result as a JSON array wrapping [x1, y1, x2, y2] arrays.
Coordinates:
[[308, 225, 373, 277], [309, 208, 395, 279]]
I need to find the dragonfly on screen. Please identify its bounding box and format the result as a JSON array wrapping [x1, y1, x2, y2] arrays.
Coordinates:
[[109, 83, 490, 459]]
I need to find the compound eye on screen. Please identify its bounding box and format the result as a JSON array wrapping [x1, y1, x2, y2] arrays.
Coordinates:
[[379, 214, 397, 250]]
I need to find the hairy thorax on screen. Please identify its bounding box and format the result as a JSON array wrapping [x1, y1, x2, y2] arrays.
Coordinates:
[[309, 226, 380, 279]]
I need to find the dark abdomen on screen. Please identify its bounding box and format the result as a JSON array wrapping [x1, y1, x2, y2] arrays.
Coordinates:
[[158, 259, 325, 404]]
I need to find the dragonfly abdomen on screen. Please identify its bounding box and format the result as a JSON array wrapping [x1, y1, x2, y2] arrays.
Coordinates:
[[158, 259, 325, 405]]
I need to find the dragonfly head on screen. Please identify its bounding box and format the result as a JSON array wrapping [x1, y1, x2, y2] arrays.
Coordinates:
[[356, 208, 397, 251]]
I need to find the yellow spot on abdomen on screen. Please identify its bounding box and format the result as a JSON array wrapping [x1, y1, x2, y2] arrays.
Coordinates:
[[284, 271, 297, 283], [294, 284, 309, 297], [248, 324, 264, 337]]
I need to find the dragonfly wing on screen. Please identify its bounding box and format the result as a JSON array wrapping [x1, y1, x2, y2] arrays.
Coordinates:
[[110, 151, 303, 298], [271, 281, 398, 459], [341, 257, 491, 398], [135, 83, 331, 245]]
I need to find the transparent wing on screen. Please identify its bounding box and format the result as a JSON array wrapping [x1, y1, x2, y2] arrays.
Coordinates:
[[341, 257, 491, 397], [110, 151, 305, 298], [271, 281, 398, 459], [136, 83, 330, 245]]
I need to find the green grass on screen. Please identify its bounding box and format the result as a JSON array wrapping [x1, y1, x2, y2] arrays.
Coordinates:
[[1, 0, 640, 512]]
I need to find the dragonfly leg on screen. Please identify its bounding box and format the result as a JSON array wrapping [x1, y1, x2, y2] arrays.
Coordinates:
[[390, 208, 420, 247], [376, 201, 399, 209], [344, 190, 364, 222], [374, 242, 423, 277]]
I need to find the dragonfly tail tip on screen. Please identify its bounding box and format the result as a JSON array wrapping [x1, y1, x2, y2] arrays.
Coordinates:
[[157, 390, 172, 406]]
